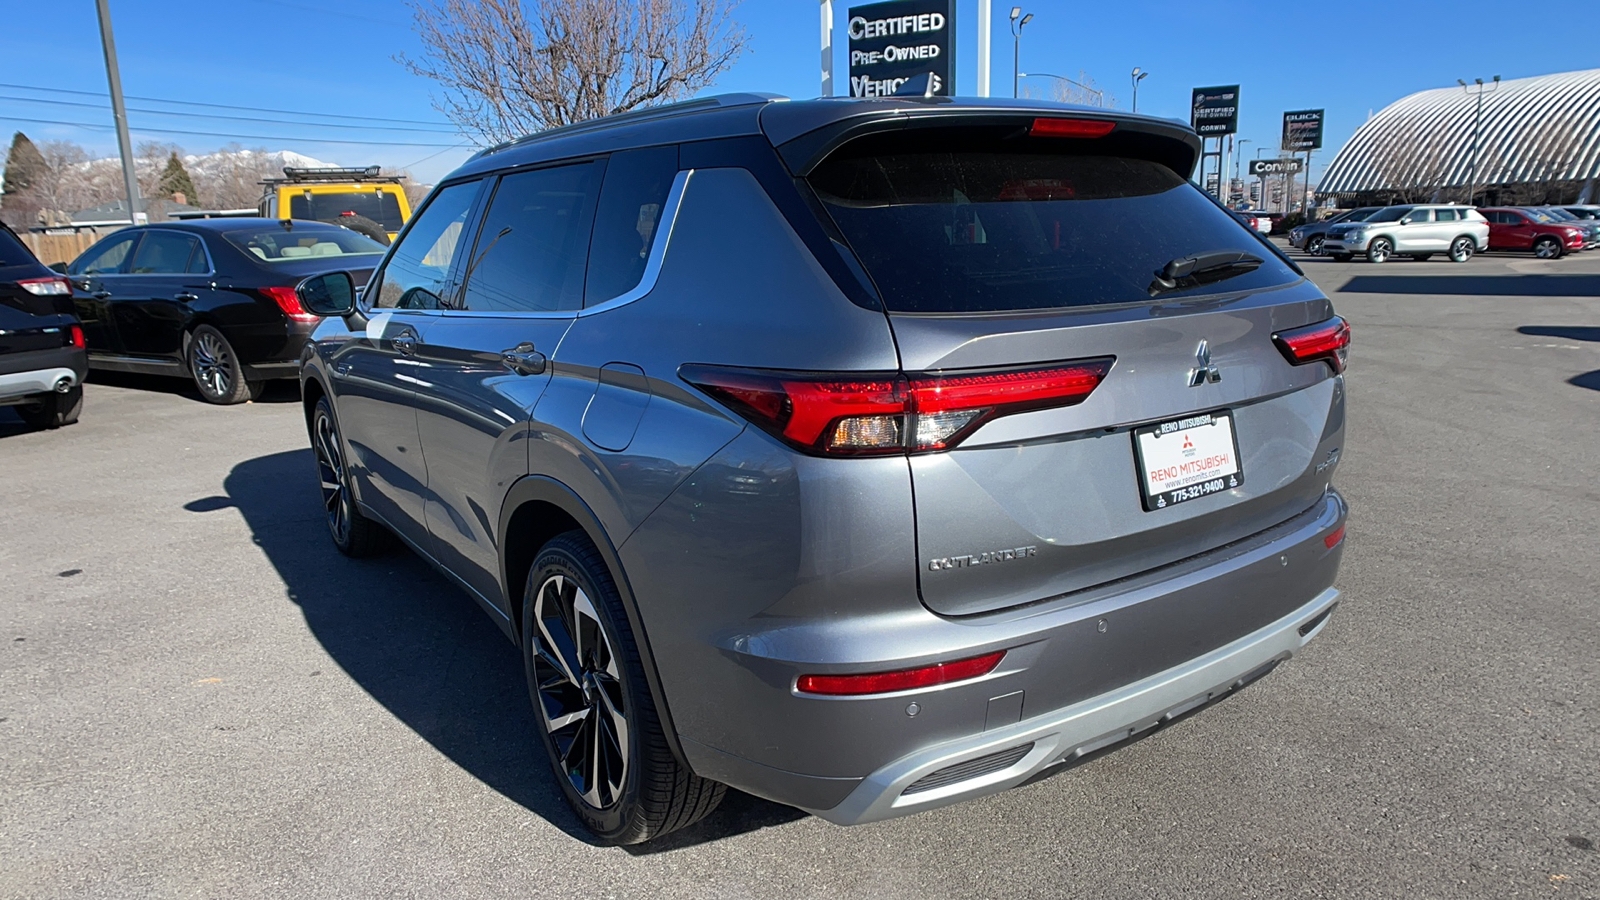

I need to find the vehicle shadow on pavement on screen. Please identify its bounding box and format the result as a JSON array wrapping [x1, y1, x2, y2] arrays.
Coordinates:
[[1337, 273, 1600, 297], [1518, 326, 1600, 392], [214, 449, 804, 850], [89, 369, 301, 404]]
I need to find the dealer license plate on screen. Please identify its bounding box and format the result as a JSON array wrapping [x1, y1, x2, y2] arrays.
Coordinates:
[[1132, 411, 1244, 511]]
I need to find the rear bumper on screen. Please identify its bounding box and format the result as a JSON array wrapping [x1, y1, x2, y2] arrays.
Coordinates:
[[0, 346, 88, 402], [809, 586, 1338, 824]]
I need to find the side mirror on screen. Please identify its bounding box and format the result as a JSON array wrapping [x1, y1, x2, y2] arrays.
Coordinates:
[[297, 271, 356, 317], [48, 261, 68, 274], [1399, 217, 1412, 225]]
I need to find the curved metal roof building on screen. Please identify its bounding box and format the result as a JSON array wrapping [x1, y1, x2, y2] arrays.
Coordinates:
[[1318, 69, 1600, 204]]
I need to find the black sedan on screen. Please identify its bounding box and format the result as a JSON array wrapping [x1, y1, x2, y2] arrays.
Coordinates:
[[1, 222, 86, 429], [67, 218, 384, 404]]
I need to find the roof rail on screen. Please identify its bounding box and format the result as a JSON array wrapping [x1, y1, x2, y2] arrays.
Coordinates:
[[478, 93, 789, 158]]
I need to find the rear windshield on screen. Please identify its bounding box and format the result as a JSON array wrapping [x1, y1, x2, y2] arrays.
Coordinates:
[[223, 226, 386, 263], [0, 226, 36, 267], [288, 191, 405, 231], [810, 146, 1299, 313]]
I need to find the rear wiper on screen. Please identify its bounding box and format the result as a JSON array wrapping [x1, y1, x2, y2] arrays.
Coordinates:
[[1148, 250, 1263, 297]]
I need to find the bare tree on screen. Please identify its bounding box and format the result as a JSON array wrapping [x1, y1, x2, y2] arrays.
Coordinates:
[[191, 145, 283, 210], [398, 0, 747, 145]]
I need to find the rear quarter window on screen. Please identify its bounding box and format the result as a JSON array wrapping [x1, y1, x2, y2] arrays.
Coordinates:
[[809, 143, 1301, 314]]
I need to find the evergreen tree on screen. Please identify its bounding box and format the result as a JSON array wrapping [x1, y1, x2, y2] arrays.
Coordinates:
[[1, 132, 49, 224], [156, 151, 198, 205]]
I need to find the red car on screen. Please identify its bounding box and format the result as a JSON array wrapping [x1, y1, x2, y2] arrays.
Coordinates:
[[1479, 207, 1585, 259]]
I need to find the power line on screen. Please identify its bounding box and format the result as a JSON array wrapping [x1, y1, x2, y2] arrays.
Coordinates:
[[0, 93, 460, 135], [0, 81, 454, 128], [0, 115, 462, 148]]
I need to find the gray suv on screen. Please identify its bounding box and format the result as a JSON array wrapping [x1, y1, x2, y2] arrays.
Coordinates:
[[295, 94, 1349, 844]]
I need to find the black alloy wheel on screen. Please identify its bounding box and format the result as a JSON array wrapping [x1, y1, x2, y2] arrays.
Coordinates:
[[188, 325, 260, 405], [311, 396, 388, 556], [1449, 237, 1475, 263], [1306, 234, 1325, 256], [1365, 237, 1393, 264], [523, 531, 724, 844]]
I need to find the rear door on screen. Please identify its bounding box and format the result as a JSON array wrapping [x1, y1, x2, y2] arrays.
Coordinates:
[[67, 231, 141, 354], [807, 126, 1344, 616], [412, 160, 603, 612]]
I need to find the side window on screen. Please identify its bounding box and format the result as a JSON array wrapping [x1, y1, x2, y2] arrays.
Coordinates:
[[185, 240, 211, 273], [73, 233, 139, 275], [458, 162, 603, 313], [585, 145, 679, 306], [1404, 209, 1432, 223], [371, 180, 480, 310], [129, 231, 201, 274], [1435, 208, 1458, 222]]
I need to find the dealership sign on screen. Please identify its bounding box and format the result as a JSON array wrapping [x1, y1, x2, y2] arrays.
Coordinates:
[[1248, 158, 1305, 176], [847, 0, 955, 98], [1282, 109, 1325, 151], [1191, 85, 1240, 136]]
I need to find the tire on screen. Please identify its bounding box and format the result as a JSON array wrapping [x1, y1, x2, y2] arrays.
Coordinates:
[[1365, 238, 1393, 264], [14, 385, 83, 430], [187, 325, 261, 405], [324, 214, 390, 246], [1533, 236, 1563, 260], [311, 395, 391, 557], [1306, 234, 1325, 256], [523, 531, 724, 845], [1449, 236, 1475, 263], [1330, 252, 1353, 262], [1409, 254, 1433, 261]]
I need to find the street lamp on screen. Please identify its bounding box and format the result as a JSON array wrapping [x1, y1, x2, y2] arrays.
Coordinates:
[[1458, 75, 1500, 205], [1131, 67, 1148, 113], [1235, 138, 1253, 201], [1019, 72, 1104, 107], [1010, 7, 1032, 99]]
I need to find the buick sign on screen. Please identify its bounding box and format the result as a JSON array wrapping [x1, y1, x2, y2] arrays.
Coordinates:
[[1282, 109, 1325, 151], [847, 0, 955, 98]]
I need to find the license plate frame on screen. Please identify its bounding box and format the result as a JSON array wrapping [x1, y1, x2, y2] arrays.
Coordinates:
[[1132, 410, 1244, 512]]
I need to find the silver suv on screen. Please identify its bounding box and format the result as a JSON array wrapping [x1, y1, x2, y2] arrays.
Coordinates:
[[295, 95, 1349, 844], [1322, 204, 1489, 263]]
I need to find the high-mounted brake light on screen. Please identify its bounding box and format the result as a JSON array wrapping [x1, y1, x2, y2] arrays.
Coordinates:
[[1273, 316, 1350, 374], [1029, 117, 1117, 139], [796, 651, 1006, 696], [260, 285, 320, 323], [18, 276, 72, 297], [681, 359, 1114, 457]]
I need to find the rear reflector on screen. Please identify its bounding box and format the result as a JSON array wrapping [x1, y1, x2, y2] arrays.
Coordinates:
[[1324, 524, 1346, 548], [796, 651, 1006, 696], [1273, 316, 1350, 374], [260, 285, 320, 323], [68, 324, 85, 349], [1029, 117, 1117, 139], [681, 358, 1113, 457], [18, 276, 72, 296]]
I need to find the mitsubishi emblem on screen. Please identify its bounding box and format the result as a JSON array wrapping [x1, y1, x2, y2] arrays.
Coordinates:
[[1189, 340, 1222, 387]]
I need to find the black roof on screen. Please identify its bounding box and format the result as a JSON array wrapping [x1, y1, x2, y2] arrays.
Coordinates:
[[452, 94, 1202, 181]]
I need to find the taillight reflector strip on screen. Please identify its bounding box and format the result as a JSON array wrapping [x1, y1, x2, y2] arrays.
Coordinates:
[[68, 324, 85, 349], [680, 358, 1114, 457], [1029, 117, 1117, 139], [18, 276, 72, 297], [1324, 524, 1346, 549], [261, 285, 320, 323], [796, 651, 1006, 696], [1273, 316, 1350, 374]]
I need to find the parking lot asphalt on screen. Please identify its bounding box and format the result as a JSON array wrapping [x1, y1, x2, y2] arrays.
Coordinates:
[[3, 246, 1598, 899]]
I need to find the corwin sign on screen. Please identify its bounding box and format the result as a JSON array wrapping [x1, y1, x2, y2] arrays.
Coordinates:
[[847, 0, 955, 98], [1282, 109, 1324, 151], [1191, 85, 1240, 136], [1248, 158, 1304, 176]]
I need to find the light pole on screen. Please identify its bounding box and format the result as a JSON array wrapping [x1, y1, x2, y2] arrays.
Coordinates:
[[1458, 75, 1500, 205], [1235, 139, 1252, 204], [1019, 72, 1104, 107], [1131, 68, 1148, 112], [1010, 8, 1032, 99]]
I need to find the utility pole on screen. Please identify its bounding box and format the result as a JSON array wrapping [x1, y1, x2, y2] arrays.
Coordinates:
[[1010, 8, 1032, 99], [1236, 138, 1253, 197], [1458, 75, 1500, 205], [820, 0, 833, 97], [1131, 68, 1147, 112], [96, 0, 143, 225], [976, 0, 991, 97]]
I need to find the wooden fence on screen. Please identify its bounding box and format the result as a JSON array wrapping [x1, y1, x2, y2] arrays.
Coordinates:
[[19, 232, 101, 268]]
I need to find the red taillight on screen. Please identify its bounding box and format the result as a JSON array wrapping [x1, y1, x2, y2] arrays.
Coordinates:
[[1029, 117, 1117, 139], [796, 651, 1006, 696], [261, 285, 320, 323], [1324, 524, 1346, 549], [1273, 316, 1350, 374], [68, 324, 85, 349], [681, 358, 1114, 456], [18, 276, 72, 297]]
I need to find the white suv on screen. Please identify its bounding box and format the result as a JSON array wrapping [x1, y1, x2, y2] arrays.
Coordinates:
[[1322, 204, 1489, 263]]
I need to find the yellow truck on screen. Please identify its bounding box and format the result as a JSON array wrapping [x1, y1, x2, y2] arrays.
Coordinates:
[[257, 166, 411, 243]]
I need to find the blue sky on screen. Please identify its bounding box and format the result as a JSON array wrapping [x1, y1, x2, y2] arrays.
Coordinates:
[[2, 0, 1593, 186]]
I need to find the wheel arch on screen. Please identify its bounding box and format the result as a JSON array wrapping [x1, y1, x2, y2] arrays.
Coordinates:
[[498, 475, 690, 768]]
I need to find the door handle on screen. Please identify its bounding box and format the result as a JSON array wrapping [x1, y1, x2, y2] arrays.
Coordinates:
[[392, 332, 418, 356], [332, 362, 351, 379], [174, 292, 198, 301], [502, 342, 547, 376], [92, 291, 112, 300]]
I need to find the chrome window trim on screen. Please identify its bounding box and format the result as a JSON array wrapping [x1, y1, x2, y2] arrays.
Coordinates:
[[427, 168, 693, 321]]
